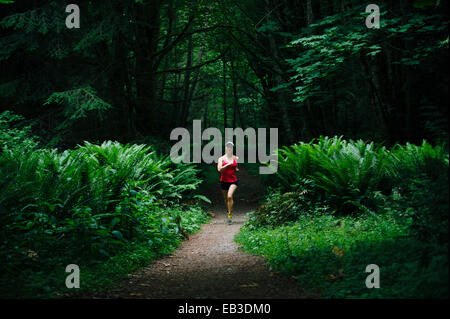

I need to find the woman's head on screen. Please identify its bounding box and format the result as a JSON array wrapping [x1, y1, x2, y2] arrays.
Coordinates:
[[225, 141, 234, 154]]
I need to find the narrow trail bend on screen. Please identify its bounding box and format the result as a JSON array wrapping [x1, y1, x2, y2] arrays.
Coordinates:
[[90, 166, 313, 299]]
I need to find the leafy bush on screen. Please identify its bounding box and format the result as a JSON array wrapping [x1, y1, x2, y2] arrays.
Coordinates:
[[0, 110, 38, 151], [274, 137, 447, 216], [246, 182, 331, 228], [238, 137, 449, 298], [0, 140, 201, 215], [236, 211, 448, 298], [385, 141, 449, 243], [1, 203, 208, 298], [275, 136, 390, 213], [387, 141, 449, 186], [0, 141, 209, 297], [313, 139, 389, 213], [261, 137, 448, 244]]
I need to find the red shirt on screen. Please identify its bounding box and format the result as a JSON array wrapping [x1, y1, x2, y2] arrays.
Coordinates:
[[220, 157, 237, 182]]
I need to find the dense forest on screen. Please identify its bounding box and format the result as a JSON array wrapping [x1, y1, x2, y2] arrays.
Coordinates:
[[2, 0, 448, 146], [0, 0, 448, 299]]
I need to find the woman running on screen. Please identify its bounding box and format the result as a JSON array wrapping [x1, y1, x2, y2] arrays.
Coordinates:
[[217, 141, 239, 224]]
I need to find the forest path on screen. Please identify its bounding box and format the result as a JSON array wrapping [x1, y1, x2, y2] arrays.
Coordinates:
[[89, 166, 314, 298]]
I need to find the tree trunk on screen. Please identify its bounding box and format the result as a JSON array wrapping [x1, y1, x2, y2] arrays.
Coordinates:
[[158, 0, 175, 102], [231, 60, 239, 128], [185, 31, 207, 127], [222, 57, 227, 132], [180, 35, 193, 127], [265, 2, 294, 144], [134, 0, 163, 135]]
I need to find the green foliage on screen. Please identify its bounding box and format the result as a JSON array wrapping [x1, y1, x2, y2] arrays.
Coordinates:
[[44, 86, 112, 130], [275, 136, 390, 213], [0, 141, 209, 298], [386, 141, 449, 243], [312, 139, 389, 213], [1, 203, 208, 298], [236, 211, 448, 298], [273, 136, 447, 216], [247, 185, 329, 228], [0, 110, 39, 151], [239, 137, 449, 298], [286, 5, 448, 104], [387, 141, 449, 183]]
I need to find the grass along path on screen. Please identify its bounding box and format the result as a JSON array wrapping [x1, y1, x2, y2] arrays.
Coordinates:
[[86, 166, 315, 298]]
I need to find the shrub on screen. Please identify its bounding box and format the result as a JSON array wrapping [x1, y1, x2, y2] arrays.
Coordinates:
[[246, 182, 332, 228], [238, 137, 449, 298], [236, 212, 448, 298], [0, 141, 209, 297], [0, 110, 39, 151], [385, 141, 449, 243], [274, 137, 447, 217]]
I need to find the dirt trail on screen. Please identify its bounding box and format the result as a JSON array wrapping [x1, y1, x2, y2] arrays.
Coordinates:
[[89, 166, 313, 298]]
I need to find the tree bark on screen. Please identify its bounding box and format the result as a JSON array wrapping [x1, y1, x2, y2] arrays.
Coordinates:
[[134, 0, 163, 135], [179, 34, 193, 127], [222, 57, 227, 132]]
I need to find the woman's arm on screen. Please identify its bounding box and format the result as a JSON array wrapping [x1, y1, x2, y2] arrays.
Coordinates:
[[217, 157, 231, 172]]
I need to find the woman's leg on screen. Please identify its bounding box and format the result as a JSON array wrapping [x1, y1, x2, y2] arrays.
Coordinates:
[[226, 184, 238, 216], [221, 189, 228, 210]]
